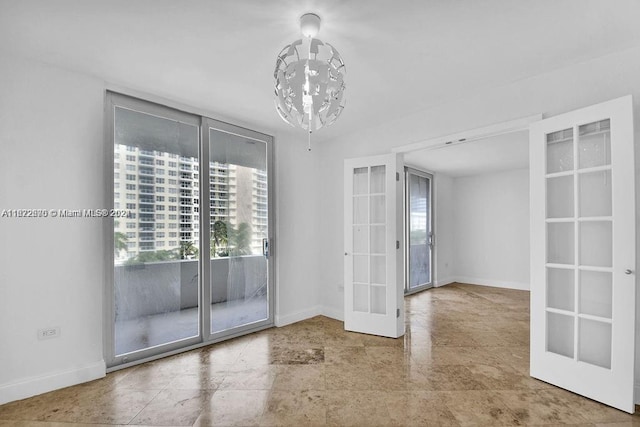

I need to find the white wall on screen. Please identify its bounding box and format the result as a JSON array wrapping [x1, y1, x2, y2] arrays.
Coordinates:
[[316, 45, 640, 401], [0, 53, 320, 404], [452, 168, 530, 290], [273, 133, 321, 325], [0, 54, 106, 404]]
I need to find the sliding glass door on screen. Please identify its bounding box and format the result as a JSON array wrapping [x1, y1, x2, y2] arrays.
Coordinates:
[[203, 119, 272, 339], [106, 93, 273, 368], [405, 168, 433, 293]]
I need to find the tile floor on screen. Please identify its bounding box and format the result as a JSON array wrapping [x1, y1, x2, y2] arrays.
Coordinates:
[[1, 283, 639, 426]]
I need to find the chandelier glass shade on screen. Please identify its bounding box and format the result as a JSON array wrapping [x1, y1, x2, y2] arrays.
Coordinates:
[[273, 15, 346, 133]]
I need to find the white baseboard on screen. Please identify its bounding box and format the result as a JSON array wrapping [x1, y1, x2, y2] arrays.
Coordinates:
[[453, 276, 530, 291], [434, 276, 456, 287], [321, 305, 344, 322], [275, 305, 322, 327], [0, 360, 106, 405], [635, 384, 640, 405]]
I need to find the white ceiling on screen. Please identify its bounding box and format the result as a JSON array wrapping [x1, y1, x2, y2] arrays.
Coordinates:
[[1, 1, 640, 143], [405, 130, 529, 177]]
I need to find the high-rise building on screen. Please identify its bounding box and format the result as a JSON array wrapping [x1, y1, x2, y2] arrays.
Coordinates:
[[113, 144, 267, 264]]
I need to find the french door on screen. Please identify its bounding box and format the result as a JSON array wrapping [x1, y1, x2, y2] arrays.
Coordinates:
[[105, 92, 274, 368], [404, 167, 433, 293], [344, 153, 404, 338], [529, 95, 636, 412]]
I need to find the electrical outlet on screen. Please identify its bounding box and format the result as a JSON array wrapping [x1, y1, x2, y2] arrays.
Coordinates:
[[37, 327, 60, 340]]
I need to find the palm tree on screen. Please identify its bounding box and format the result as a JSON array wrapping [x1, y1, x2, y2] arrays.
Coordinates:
[[178, 241, 199, 260], [113, 221, 128, 256], [211, 220, 229, 258], [229, 222, 252, 256]]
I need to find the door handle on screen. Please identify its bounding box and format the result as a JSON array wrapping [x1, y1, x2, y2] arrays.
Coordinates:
[[625, 269, 633, 275], [262, 238, 269, 257]]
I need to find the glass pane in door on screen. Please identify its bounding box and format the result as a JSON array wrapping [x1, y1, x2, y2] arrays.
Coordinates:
[[578, 318, 612, 369], [352, 165, 388, 313], [113, 106, 200, 356], [545, 127, 576, 359], [544, 121, 614, 368], [546, 128, 573, 173], [579, 270, 612, 318], [546, 176, 573, 218], [578, 119, 610, 168], [547, 312, 574, 358], [547, 267, 574, 311], [406, 170, 432, 290], [209, 128, 269, 334]]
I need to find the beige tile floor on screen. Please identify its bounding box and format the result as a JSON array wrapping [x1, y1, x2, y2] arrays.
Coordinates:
[[1, 283, 639, 426]]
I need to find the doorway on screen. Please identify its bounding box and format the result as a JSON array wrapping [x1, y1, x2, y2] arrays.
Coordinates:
[[400, 122, 533, 289]]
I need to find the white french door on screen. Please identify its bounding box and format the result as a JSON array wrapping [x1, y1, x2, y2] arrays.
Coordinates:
[[530, 95, 636, 413], [344, 153, 404, 338]]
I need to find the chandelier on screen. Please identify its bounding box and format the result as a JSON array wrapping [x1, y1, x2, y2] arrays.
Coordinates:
[[274, 13, 346, 150]]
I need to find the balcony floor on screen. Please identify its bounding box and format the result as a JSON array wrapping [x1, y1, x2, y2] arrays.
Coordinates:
[[115, 296, 268, 355]]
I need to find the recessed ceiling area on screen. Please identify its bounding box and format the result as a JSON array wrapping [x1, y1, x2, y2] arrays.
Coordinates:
[[405, 130, 529, 177]]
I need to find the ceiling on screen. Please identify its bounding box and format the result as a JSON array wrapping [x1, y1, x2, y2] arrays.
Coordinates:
[[1, 1, 640, 143], [405, 130, 529, 177]]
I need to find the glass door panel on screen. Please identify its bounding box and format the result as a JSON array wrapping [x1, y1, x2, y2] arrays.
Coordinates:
[[578, 318, 612, 369], [351, 166, 387, 313], [208, 127, 270, 334], [405, 168, 433, 292], [112, 103, 201, 358], [547, 311, 574, 358], [579, 270, 612, 318], [578, 119, 610, 168], [546, 267, 574, 311], [544, 121, 614, 363]]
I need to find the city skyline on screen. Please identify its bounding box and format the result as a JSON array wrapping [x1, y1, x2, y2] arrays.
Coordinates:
[[114, 144, 268, 264]]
